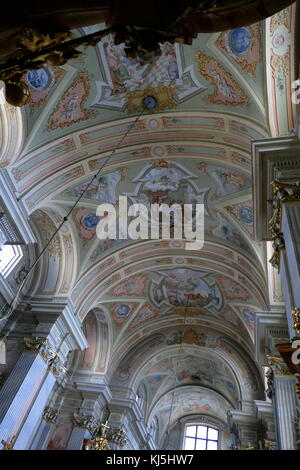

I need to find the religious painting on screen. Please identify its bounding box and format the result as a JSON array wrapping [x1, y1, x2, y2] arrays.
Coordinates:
[[197, 162, 250, 199], [81, 312, 97, 368], [108, 274, 148, 297], [110, 302, 139, 326], [212, 212, 250, 252], [72, 208, 98, 245], [216, 24, 262, 76], [92, 35, 204, 109], [47, 71, 95, 130], [128, 303, 160, 330], [229, 28, 251, 54], [47, 422, 72, 450], [26, 66, 55, 91], [225, 200, 254, 238], [216, 275, 251, 302], [125, 160, 209, 215], [62, 171, 121, 204], [149, 268, 222, 311], [197, 52, 248, 106]]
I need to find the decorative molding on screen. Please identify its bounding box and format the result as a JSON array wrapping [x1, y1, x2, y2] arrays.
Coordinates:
[[252, 137, 300, 241], [255, 312, 289, 365], [268, 180, 300, 269], [292, 307, 300, 336], [73, 413, 99, 434], [23, 336, 66, 379], [266, 355, 291, 376], [42, 406, 59, 424]]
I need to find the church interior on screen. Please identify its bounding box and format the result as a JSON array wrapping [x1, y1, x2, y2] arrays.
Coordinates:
[[0, 0, 300, 451]]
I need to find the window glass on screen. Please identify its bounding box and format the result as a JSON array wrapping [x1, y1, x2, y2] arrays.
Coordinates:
[[184, 425, 219, 450], [0, 244, 23, 277]]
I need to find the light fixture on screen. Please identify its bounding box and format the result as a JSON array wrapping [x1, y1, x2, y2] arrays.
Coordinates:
[[83, 421, 128, 451]]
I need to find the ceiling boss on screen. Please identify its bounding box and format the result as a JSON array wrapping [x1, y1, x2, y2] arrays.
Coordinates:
[[0, 0, 295, 106]]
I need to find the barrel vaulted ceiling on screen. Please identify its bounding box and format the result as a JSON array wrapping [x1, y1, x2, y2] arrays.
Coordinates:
[[2, 4, 296, 438]]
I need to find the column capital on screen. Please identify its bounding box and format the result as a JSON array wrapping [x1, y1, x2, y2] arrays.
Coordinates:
[[255, 312, 289, 365], [23, 336, 67, 381], [266, 355, 292, 376], [72, 413, 99, 435], [42, 406, 59, 424]]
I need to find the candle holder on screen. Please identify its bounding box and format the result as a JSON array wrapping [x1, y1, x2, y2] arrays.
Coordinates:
[[83, 421, 127, 450]]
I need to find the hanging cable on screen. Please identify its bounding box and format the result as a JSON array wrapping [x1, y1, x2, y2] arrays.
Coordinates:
[[2, 64, 184, 324], [0, 110, 145, 322]]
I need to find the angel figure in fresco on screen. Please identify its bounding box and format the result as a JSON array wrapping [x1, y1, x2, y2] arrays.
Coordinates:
[[62, 92, 79, 120], [210, 69, 236, 100], [104, 39, 131, 92]]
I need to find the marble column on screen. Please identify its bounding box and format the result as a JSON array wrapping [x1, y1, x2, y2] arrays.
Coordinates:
[[266, 354, 298, 450], [0, 350, 48, 449], [66, 413, 98, 450], [0, 332, 70, 450], [273, 374, 297, 449], [29, 406, 59, 450], [281, 202, 300, 336]]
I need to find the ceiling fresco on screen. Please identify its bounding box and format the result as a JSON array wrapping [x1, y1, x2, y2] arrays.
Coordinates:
[[13, 16, 273, 155], [2, 5, 296, 439]]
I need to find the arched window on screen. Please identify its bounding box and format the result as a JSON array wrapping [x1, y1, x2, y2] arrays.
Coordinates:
[[0, 243, 23, 277], [183, 424, 219, 450]]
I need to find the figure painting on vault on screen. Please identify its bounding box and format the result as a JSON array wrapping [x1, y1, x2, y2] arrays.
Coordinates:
[[197, 162, 250, 199], [62, 170, 121, 204], [149, 269, 222, 310], [125, 161, 209, 209], [93, 35, 204, 108]]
